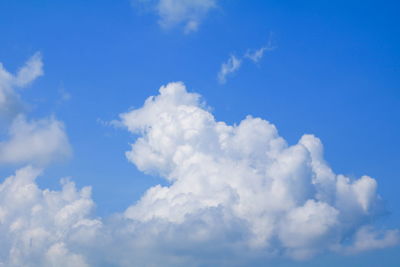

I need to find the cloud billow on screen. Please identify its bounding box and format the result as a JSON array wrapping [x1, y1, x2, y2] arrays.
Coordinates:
[[0, 77, 398, 266], [119, 82, 399, 261]]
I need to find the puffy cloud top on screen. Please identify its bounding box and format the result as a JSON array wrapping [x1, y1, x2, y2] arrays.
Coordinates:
[[0, 166, 100, 267], [120, 82, 399, 260]]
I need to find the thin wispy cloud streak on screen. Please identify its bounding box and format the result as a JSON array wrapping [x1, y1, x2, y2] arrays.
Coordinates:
[[218, 55, 242, 84], [245, 41, 276, 63], [218, 36, 276, 84]]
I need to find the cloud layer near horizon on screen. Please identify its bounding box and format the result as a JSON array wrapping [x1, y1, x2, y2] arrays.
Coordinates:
[[0, 62, 398, 266]]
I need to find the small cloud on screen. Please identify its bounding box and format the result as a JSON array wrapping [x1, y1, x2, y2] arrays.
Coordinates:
[[245, 35, 277, 63], [217, 34, 277, 84], [59, 88, 71, 102], [0, 52, 44, 122], [0, 115, 72, 166], [14, 52, 44, 88], [97, 118, 123, 128], [217, 55, 241, 84], [134, 0, 218, 33]]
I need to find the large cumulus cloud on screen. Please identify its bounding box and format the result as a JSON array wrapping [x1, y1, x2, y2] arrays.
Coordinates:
[[120, 82, 399, 260]]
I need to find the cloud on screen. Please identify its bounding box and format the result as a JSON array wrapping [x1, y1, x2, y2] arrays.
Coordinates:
[[217, 55, 242, 84], [0, 166, 100, 267], [14, 53, 44, 88], [135, 0, 218, 33], [218, 36, 276, 83], [0, 52, 43, 122], [0, 54, 71, 166], [0, 115, 72, 166], [244, 36, 276, 63], [0, 81, 398, 266], [341, 226, 400, 254], [119, 82, 399, 262]]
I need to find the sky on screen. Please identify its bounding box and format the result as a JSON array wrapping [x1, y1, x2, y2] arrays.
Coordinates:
[[0, 0, 400, 266]]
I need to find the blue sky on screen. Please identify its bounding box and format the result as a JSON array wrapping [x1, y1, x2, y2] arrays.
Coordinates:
[[0, 0, 399, 266]]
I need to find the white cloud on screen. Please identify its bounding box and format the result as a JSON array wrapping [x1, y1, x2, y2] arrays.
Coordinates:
[[344, 226, 400, 254], [0, 81, 398, 266], [0, 52, 43, 122], [0, 115, 72, 166], [14, 52, 44, 88], [119, 82, 399, 262], [0, 53, 71, 167], [217, 55, 241, 84], [245, 45, 273, 63], [218, 36, 276, 83], [0, 166, 100, 267], [135, 0, 218, 33], [244, 38, 276, 63]]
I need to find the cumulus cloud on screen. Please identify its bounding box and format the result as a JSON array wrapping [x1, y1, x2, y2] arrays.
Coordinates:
[[0, 115, 72, 166], [217, 55, 241, 84], [0, 52, 43, 121], [135, 0, 218, 33], [0, 166, 100, 267], [119, 82, 399, 261]]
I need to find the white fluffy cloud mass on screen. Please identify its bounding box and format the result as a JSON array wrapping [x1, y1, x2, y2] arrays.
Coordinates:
[[0, 166, 100, 267], [136, 0, 218, 33], [0, 79, 398, 266], [0, 115, 71, 165], [119, 82, 399, 261]]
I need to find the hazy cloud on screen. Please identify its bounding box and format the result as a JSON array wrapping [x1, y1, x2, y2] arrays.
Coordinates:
[[245, 36, 276, 63], [0, 115, 72, 166], [134, 0, 218, 33], [0, 52, 43, 121], [0, 54, 71, 166], [219, 36, 276, 83], [217, 55, 242, 84]]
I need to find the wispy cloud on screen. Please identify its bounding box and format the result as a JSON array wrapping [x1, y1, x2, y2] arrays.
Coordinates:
[[217, 55, 242, 84], [218, 35, 277, 84], [245, 36, 276, 63], [0, 52, 43, 122]]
